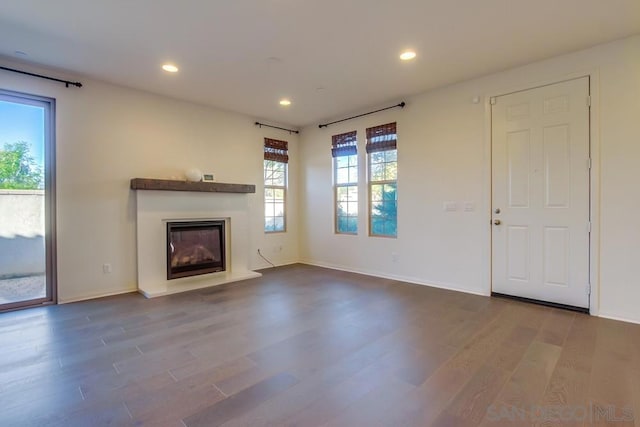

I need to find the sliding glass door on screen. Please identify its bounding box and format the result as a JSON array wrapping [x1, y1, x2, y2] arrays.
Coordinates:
[[0, 90, 56, 310]]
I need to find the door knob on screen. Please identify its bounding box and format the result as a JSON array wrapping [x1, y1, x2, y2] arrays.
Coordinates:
[[493, 219, 501, 225]]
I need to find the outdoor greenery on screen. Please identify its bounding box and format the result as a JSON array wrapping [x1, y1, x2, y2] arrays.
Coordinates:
[[336, 201, 358, 233], [370, 183, 397, 236], [0, 141, 44, 190], [369, 150, 398, 237], [333, 150, 398, 236]]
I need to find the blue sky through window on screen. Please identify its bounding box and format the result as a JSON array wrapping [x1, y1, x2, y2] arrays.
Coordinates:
[[0, 100, 45, 168]]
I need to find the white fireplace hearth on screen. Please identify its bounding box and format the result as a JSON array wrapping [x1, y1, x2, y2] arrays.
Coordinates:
[[133, 181, 261, 298]]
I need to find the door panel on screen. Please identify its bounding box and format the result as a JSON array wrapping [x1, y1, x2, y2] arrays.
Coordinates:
[[492, 77, 590, 308], [543, 226, 569, 286], [0, 90, 56, 311], [507, 130, 531, 208], [543, 125, 571, 208], [507, 225, 530, 281]]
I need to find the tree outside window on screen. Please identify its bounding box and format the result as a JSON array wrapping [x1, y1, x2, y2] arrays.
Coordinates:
[[0, 141, 43, 190]]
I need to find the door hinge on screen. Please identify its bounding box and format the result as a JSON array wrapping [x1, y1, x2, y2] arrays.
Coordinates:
[[490, 97, 497, 105], [587, 222, 592, 233], [587, 96, 591, 107], [587, 158, 592, 169], [586, 283, 591, 296]]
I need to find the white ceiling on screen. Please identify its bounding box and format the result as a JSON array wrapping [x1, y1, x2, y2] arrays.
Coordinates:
[[1, 0, 639, 127]]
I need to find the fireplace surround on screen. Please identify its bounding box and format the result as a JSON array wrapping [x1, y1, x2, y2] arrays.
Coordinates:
[[133, 180, 261, 298]]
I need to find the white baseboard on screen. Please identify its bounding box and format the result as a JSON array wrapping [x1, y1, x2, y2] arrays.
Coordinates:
[[58, 288, 137, 304], [598, 312, 640, 325], [253, 260, 299, 271], [299, 259, 489, 297], [59, 262, 640, 326], [252, 259, 299, 270]]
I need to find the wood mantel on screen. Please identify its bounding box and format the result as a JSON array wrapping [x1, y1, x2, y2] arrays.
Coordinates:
[[130, 178, 255, 193]]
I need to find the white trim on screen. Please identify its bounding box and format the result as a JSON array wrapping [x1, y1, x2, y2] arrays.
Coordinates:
[[484, 70, 601, 316], [255, 260, 299, 271], [482, 94, 493, 301], [587, 70, 601, 317], [598, 313, 640, 326], [59, 288, 136, 304], [299, 260, 489, 297]]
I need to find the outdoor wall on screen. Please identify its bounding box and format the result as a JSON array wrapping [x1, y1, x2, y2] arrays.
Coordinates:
[[0, 190, 45, 277], [1, 63, 300, 302], [299, 35, 640, 324]]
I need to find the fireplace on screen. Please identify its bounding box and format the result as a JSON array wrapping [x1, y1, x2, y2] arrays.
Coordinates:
[[166, 220, 225, 280]]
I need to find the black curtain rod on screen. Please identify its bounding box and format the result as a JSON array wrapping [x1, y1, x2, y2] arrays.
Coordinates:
[[318, 102, 406, 128], [255, 121, 299, 134], [0, 66, 83, 88]]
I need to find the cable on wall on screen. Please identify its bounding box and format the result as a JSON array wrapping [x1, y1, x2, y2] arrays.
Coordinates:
[[255, 121, 299, 135], [318, 102, 405, 129], [0, 66, 83, 88], [257, 249, 276, 268]]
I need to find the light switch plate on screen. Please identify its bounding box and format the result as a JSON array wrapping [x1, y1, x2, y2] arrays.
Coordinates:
[[443, 201, 458, 212], [463, 201, 475, 212]]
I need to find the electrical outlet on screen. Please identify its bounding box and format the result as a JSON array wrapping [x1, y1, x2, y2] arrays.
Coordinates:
[[102, 263, 112, 274]]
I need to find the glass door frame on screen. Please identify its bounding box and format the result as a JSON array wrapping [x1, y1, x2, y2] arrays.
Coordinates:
[[0, 89, 56, 311]]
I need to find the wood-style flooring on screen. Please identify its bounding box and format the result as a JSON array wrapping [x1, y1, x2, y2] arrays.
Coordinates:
[[1, 264, 639, 426]]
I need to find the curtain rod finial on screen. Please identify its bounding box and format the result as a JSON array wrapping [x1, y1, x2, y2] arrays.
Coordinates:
[[399, 101, 406, 108]]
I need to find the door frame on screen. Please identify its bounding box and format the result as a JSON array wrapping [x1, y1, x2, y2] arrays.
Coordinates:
[[482, 70, 601, 316], [0, 89, 57, 311]]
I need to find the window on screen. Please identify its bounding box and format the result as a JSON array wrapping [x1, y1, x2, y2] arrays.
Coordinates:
[[367, 122, 397, 237], [332, 131, 358, 234], [264, 138, 288, 233]]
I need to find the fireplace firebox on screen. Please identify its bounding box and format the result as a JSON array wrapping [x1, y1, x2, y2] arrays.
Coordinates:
[[166, 220, 225, 280]]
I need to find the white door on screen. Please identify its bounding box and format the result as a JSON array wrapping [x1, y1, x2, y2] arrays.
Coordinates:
[[491, 77, 590, 309]]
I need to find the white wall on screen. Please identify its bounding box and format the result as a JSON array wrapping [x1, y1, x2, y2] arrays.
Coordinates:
[[299, 35, 640, 323], [1, 35, 638, 322], [1, 62, 300, 302]]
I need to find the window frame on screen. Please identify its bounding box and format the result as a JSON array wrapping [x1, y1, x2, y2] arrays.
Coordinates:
[[0, 89, 57, 310], [367, 131, 397, 238], [264, 159, 287, 233]]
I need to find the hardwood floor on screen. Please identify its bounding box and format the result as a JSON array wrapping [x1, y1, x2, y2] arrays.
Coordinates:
[[1, 264, 638, 426]]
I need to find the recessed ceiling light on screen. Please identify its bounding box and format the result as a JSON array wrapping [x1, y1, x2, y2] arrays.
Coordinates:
[[279, 99, 292, 106], [162, 64, 179, 73], [399, 51, 417, 61]]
